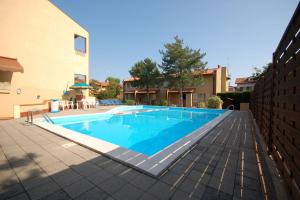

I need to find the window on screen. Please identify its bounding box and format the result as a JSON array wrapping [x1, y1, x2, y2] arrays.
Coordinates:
[[0, 71, 12, 92], [74, 34, 86, 53], [74, 74, 86, 84], [193, 93, 206, 102]]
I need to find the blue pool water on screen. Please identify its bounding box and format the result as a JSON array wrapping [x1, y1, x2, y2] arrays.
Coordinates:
[[52, 106, 225, 156]]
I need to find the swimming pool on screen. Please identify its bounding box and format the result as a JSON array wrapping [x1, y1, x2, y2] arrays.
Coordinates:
[[53, 106, 224, 156], [36, 106, 231, 176]]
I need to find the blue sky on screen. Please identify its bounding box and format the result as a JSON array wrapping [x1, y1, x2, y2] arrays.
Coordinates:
[[52, 0, 298, 85]]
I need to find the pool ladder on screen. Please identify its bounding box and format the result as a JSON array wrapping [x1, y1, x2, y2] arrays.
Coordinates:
[[226, 104, 235, 110], [26, 109, 54, 125], [42, 113, 54, 124]]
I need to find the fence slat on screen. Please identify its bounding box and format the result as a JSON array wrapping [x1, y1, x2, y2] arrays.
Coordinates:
[[251, 3, 300, 199]]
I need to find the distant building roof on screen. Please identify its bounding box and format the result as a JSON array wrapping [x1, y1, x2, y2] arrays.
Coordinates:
[[124, 66, 226, 82], [235, 77, 256, 84], [90, 80, 109, 87], [123, 77, 140, 82]]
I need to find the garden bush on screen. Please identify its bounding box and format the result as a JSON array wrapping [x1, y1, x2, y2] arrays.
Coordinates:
[[207, 96, 223, 109], [217, 91, 251, 110], [159, 99, 168, 106], [125, 99, 135, 105], [197, 102, 207, 108]]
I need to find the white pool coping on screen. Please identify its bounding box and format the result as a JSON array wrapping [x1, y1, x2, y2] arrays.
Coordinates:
[[34, 109, 232, 176]]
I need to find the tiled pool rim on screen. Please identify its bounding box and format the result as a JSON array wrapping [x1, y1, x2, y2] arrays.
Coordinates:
[[34, 106, 232, 177]]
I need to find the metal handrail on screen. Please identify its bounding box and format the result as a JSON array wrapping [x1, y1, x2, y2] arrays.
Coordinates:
[[226, 104, 235, 110], [42, 113, 54, 124]]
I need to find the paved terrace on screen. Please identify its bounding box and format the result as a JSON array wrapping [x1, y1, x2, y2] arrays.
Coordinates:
[[0, 110, 285, 200]]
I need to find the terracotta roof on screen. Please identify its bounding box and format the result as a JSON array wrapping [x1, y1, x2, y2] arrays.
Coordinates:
[[0, 56, 23, 72], [124, 66, 227, 82], [123, 77, 140, 82], [99, 82, 108, 87], [235, 77, 256, 84], [90, 80, 109, 87]]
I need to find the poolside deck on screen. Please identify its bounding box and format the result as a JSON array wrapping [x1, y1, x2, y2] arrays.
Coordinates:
[[0, 111, 287, 200]]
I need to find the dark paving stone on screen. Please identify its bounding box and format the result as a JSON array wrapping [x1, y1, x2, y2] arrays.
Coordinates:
[[170, 190, 198, 200], [63, 178, 94, 198], [41, 189, 71, 200], [169, 163, 187, 175], [235, 175, 261, 192], [218, 190, 233, 200], [7, 192, 30, 200], [147, 182, 173, 200], [51, 170, 82, 187], [71, 162, 101, 177], [75, 187, 108, 200], [178, 178, 197, 194], [201, 186, 219, 200], [27, 181, 60, 200], [130, 174, 157, 190], [208, 176, 220, 190], [90, 156, 111, 166], [176, 158, 192, 167], [117, 168, 140, 182], [139, 192, 158, 200], [160, 172, 181, 186], [102, 162, 128, 175], [86, 169, 114, 185], [22, 176, 53, 190], [113, 183, 143, 200], [0, 183, 24, 200], [99, 176, 128, 195], [189, 183, 206, 199], [233, 188, 263, 200]]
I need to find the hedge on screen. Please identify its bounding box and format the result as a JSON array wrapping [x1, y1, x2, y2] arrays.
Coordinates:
[[217, 91, 251, 110]]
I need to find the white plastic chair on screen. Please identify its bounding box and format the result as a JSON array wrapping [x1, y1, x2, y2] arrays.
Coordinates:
[[82, 100, 88, 110], [59, 101, 68, 111]]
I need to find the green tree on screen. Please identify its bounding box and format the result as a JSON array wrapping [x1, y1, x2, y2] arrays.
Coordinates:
[[96, 76, 121, 99], [159, 36, 207, 107], [106, 76, 121, 98], [252, 62, 272, 79], [129, 58, 160, 104]]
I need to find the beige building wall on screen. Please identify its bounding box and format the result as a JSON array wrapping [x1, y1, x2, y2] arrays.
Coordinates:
[[0, 0, 89, 118], [215, 68, 222, 94], [221, 67, 229, 92], [194, 76, 214, 98]]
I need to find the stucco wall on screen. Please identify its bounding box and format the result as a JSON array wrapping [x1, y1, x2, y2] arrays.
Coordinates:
[[194, 76, 214, 98], [0, 0, 89, 118], [221, 67, 228, 92]]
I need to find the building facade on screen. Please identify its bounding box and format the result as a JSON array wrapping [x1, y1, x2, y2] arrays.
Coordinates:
[[123, 66, 230, 107], [0, 0, 89, 119], [235, 77, 256, 92]]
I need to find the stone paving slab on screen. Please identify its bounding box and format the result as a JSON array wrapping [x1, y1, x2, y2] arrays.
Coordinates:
[[0, 111, 278, 199]]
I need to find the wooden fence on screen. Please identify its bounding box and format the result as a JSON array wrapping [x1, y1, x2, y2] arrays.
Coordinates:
[[250, 3, 300, 199]]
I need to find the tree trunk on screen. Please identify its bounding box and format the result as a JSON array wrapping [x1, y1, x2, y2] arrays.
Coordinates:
[[147, 86, 150, 105], [179, 88, 183, 107], [179, 78, 184, 107]]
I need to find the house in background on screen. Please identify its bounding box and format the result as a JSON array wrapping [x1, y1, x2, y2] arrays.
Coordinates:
[[0, 0, 89, 119], [235, 77, 256, 92], [89, 79, 109, 96], [123, 65, 230, 107], [228, 86, 236, 92]]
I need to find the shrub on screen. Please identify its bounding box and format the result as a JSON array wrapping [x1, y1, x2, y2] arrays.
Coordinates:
[[217, 91, 251, 110], [125, 99, 135, 105], [207, 96, 223, 109], [97, 90, 115, 100], [198, 102, 207, 108], [159, 99, 168, 106]]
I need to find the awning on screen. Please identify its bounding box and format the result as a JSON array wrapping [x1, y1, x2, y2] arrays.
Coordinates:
[[0, 56, 24, 72], [69, 83, 92, 89]]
